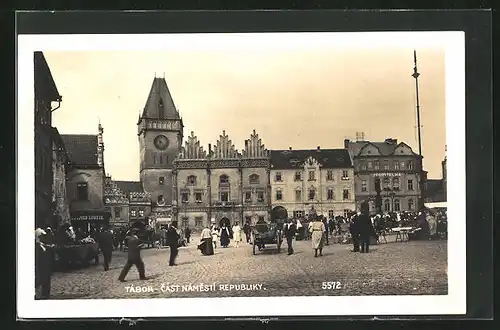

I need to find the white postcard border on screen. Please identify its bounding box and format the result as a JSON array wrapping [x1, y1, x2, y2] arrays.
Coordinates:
[[17, 31, 466, 318]]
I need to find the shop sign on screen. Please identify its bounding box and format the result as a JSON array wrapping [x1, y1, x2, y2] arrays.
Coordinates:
[[372, 172, 401, 177]]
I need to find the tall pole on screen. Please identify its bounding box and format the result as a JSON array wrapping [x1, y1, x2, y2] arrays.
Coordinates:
[[412, 50, 424, 209]]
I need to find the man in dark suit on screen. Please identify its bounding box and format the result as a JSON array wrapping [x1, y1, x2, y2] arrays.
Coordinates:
[[283, 219, 297, 255], [118, 228, 146, 281], [98, 226, 114, 271], [349, 214, 360, 252], [167, 221, 181, 266], [358, 202, 376, 253]]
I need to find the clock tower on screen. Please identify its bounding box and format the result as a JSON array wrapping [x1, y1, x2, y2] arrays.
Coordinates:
[[137, 77, 183, 214]]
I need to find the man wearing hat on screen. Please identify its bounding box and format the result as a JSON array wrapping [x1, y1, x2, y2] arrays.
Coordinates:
[[118, 228, 146, 281]]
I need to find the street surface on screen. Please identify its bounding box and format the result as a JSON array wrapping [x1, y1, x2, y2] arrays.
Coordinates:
[[49, 234, 447, 299]]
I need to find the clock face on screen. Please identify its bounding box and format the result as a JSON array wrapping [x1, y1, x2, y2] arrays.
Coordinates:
[[154, 135, 169, 150]]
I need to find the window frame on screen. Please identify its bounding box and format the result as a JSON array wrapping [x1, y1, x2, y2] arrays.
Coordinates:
[[308, 171, 316, 181], [342, 188, 350, 200], [76, 182, 88, 201], [326, 170, 334, 181], [275, 189, 283, 201], [249, 174, 260, 184], [327, 188, 334, 200], [275, 172, 282, 182]]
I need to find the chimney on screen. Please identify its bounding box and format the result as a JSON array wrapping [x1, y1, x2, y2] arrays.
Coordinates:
[[384, 138, 397, 145], [289, 147, 292, 150], [317, 146, 320, 150], [344, 139, 350, 149], [208, 143, 212, 157]]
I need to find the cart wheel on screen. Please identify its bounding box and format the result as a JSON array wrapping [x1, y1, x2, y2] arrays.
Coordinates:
[[252, 241, 256, 255]]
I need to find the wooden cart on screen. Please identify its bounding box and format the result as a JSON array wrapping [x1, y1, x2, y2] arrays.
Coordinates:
[[250, 221, 283, 255]]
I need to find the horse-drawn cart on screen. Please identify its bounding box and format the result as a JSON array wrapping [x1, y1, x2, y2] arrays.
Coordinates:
[[250, 221, 283, 255]]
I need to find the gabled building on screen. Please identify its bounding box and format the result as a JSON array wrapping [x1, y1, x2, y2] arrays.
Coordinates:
[[269, 147, 355, 219], [345, 137, 425, 213]]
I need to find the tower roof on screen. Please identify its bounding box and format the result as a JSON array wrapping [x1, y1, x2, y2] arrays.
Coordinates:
[[141, 77, 179, 119]]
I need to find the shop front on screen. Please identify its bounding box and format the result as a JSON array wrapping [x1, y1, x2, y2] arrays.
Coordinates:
[[70, 210, 111, 236]]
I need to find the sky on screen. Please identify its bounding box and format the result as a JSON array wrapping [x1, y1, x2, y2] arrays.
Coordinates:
[[45, 36, 446, 181]]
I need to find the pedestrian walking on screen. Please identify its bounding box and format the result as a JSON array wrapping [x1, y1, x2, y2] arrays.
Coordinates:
[[118, 228, 146, 282], [35, 228, 54, 299], [197, 225, 214, 256], [231, 221, 242, 248], [322, 218, 329, 245], [283, 219, 297, 255], [349, 213, 360, 252], [309, 216, 325, 257], [184, 227, 191, 244], [98, 226, 114, 271], [219, 225, 230, 248], [211, 224, 219, 249], [243, 221, 251, 243], [166, 221, 181, 266]]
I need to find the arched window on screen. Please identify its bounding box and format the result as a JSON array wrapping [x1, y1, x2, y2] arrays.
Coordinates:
[[384, 199, 391, 212], [394, 199, 400, 211], [408, 199, 414, 211], [187, 175, 197, 186], [249, 174, 260, 184], [392, 177, 400, 190], [219, 174, 229, 184], [383, 177, 390, 189]]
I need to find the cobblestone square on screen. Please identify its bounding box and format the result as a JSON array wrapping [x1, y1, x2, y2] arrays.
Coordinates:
[[49, 235, 447, 299]]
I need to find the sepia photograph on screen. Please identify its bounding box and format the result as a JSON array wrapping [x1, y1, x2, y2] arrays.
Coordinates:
[[17, 30, 466, 318]]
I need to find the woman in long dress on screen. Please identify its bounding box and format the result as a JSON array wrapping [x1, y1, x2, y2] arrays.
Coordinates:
[[198, 226, 214, 255], [309, 216, 326, 257], [219, 225, 230, 248], [211, 224, 219, 249], [232, 222, 242, 248]]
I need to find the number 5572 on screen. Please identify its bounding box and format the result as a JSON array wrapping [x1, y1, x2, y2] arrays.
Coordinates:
[[322, 281, 342, 290]]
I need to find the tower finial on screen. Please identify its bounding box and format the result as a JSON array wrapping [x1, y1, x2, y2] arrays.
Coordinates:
[[163, 72, 165, 78]]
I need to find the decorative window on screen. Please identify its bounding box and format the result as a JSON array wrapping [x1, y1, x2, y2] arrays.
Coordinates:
[[343, 189, 350, 200], [181, 217, 189, 228], [394, 199, 401, 212], [139, 209, 144, 217], [308, 188, 316, 201], [327, 170, 334, 180], [294, 171, 302, 181], [394, 161, 400, 170], [393, 178, 400, 190], [114, 207, 121, 218], [157, 195, 164, 204], [327, 188, 334, 200], [384, 199, 391, 212], [367, 162, 373, 169], [361, 162, 367, 171], [187, 175, 197, 185], [181, 191, 189, 203], [328, 210, 335, 219], [374, 161, 380, 170], [131, 210, 137, 217], [343, 209, 350, 218], [408, 199, 414, 210], [219, 175, 229, 184], [295, 189, 302, 202], [276, 189, 283, 201], [275, 172, 282, 182], [77, 182, 88, 201], [220, 192, 229, 202], [361, 180, 367, 192], [195, 217, 203, 228], [408, 161, 414, 170], [408, 179, 414, 191], [383, 177, 390, 189], [342, 170, 349, 180], [400, 161, 405, 169], [159, 176, 165, 185], [257, 191, 264, 202], [384, 161, 390, 170], [258, 216, 265, 223], [195, 192, 202, 203], [308, 171, 315, 181], [249, 174, 260, 184], [245, 191, 252, 202], [293, 210, 304, 218]]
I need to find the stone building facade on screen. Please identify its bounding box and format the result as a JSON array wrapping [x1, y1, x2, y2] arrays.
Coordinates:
[[269, 148, 356, 220], [51, 127, 71, 226], [345, 138, 425, 213], [172, 130, 270, 229], [34, 51, 62, 228]]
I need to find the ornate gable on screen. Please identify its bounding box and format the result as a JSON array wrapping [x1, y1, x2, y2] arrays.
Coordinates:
[[242, 129, 268, 158], [213, 130, 239, 159], [304, 156, 320, 168], [178, 131, 207, 160], [104, 177, 129, 204], [392, 142, 414, 155], [358, 143, 382, 156]]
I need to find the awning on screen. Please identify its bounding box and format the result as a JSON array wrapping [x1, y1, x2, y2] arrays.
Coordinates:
[[156, 217, 171, 224], [424, 202, 447, 209], [70, 211, 111, 222]]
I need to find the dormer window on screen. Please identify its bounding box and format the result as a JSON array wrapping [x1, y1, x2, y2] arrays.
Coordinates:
[[158, 98, 165, 118]]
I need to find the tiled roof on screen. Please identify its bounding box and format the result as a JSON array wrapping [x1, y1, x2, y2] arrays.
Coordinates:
[[61, 134, 98, 166], [141, 77, 179, 119], [34, 52, 61, 102], [115, 181, 143, 194], [270, 149, 353, 170], [347, 140, 418, 157]]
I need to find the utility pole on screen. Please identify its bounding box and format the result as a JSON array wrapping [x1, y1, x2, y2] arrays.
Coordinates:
[[412, 50, 425, 209]]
